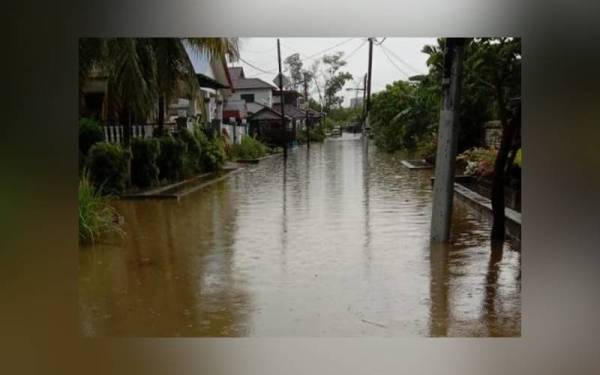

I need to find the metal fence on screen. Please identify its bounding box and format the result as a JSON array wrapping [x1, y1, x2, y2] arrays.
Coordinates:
[[103, 123, 177, 144]]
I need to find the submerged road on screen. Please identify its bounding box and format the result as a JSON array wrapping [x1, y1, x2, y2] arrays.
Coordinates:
[[79, 133, 520, 336]]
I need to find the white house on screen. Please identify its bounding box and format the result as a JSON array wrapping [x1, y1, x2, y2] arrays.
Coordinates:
[[227, 67, 277, 115]]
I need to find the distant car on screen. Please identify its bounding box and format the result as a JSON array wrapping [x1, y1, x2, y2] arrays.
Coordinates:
[[331, 128, 341, 136]]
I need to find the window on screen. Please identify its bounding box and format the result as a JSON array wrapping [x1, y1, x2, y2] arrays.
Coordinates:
[[241, 94, 255, 103]]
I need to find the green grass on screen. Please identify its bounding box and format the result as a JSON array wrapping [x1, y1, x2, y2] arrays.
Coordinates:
[[231, 135, 268, 160], [79, 171, 123, 244]]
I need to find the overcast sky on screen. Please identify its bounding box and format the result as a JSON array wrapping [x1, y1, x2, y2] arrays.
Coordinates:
[[232, 37, 437, 106]]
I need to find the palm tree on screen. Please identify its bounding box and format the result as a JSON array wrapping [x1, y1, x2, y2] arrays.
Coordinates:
[[79, 37, 239, 142], [152, 38, 239, 136], [79, 38, 158, 144]]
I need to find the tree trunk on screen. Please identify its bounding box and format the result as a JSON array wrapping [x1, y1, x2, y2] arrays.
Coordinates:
[[124, 104, 133, 187], [157, 94, 165, 136], [491, 98, 520, 242]]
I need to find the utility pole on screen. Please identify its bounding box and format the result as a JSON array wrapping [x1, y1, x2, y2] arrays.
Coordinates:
[[304, 78, 310, 148], [365, 37, 374, 134], [277, 38, 287, 159], [430, 38, 466, 243], [362, 74, 367, 125], [346, 80, 365, 133]]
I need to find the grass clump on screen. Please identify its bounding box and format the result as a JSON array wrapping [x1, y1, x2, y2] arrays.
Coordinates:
[[231, 135, 268, 160], [87, 142, 130, 195], [79, 171, 123, 244]]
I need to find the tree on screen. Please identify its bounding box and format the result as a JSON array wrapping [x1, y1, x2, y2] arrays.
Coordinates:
[[369, 80, 414, 151], [153, 38, 239, 135], [321, 52, 353, 112], [425, 37, 521, 242], [467, 38, 521, 242], [79, 37, 238, 185], [79, 38, 239, 140], [284, 53, 304, 91]]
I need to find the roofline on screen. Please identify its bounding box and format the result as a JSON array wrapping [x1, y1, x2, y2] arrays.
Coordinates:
[[223, 59, 235, 92]]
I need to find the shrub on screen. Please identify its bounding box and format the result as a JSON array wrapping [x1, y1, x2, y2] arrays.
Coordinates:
[[79, 117, 105, 157], [131, 138, 160, 188], [79, 171, 123, 244], [87, 142, 130, 194], [415, 132, 437, 164], [157, 136, 187, 182], [308, 124, 326, 142], [297, 126, 325, 143], [194, 127, 226, 171], [177, 129, 203, 176], [457, 147, 497, 177], [513, 148, 522, 168], [231, 135, 268, 160]]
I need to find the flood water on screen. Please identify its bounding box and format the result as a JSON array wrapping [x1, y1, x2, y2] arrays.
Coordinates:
[[79, 133, 520, 337]]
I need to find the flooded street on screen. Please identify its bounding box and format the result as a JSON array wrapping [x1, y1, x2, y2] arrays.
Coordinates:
[[79, 134, 520, 337]]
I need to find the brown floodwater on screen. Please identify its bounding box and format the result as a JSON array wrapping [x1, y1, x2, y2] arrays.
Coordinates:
[[79, 133, 520, 337]]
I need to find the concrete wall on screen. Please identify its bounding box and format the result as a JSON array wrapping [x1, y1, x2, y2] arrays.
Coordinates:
[[221, 123, 248, 145], [229, 88, 272, 108], [484, 120, 502, 148]]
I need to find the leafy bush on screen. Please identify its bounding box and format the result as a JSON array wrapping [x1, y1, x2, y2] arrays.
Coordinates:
[[513, 148, 522, 168], [177, 129, 203, 176], [131, 138, 160, 187], [297, 124, 326, 143], [194, 127, 226, 171], [87, 142, 130, 194], [457, 147, 497, 177], [231, 135, 268, 160], [157, 136, 187, 182], [415, 132, 437, 164], [79, 117, 104, 172], [79, 117, 105, 157], [79, 171, 123, 244]]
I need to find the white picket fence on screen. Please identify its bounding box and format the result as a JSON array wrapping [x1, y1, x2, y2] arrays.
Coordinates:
[[103, 124, 177, 144]]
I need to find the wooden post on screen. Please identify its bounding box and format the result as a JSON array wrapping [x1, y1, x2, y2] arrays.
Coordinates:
[[304, 79, 310, 148], [430, 38, 466, 243], [365, 37, 374, 134], [277, 38, 287, 159]]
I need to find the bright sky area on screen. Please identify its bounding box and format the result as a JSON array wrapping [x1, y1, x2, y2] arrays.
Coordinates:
[[232, 37, 437, 106]]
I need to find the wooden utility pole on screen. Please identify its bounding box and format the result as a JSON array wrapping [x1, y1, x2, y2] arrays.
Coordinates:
[[362, 74, 367, 125], [277, 38, 287, 158], [491, 100, 521, 242], [304, 79, 310, 148], [430, 38, 466, 243], [365, 37, 374, 133]]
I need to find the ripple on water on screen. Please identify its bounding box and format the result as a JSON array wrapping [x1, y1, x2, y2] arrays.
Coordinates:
[[79, 134, 520, 337]]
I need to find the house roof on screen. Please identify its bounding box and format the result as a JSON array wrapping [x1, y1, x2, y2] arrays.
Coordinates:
[[273, 104, 306, 119], [233, 77, 277, 90], [228, 67, 276, 90], [272, 89, 303, 97], [248, 103, 321, 121], [196, 73, 229, 89], [248, 106, 292, 121], [229, 66, 245, 80]]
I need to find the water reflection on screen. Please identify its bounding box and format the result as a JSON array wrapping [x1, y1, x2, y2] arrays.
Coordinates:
[[80, 133, 520, 336]]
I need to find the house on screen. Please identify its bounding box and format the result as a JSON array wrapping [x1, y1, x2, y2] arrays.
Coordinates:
[[227, 67, 278, 115], [247, 106, 294, 145], [229, 66, 322, 145], [79, 46, 238, 143]]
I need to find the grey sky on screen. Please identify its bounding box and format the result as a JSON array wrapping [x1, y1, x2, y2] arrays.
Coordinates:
[[232, 37, 437, 106]]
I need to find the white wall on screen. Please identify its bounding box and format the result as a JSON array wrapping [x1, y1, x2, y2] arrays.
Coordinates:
[[229, 88, 272, 108], [221, 123, 248, 145]]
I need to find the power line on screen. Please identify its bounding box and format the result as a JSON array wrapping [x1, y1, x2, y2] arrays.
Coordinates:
[[380, 44, 422, 74], [238, 57, 277, 74], [239, 46, 277, 54], [378, 45, 411, 78], [344, 40, 367, 61], [281, 38, 356, 62]]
